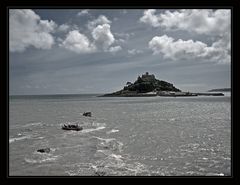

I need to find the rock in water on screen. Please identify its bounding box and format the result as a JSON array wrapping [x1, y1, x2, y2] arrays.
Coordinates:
[[37, 148, 50, 153], [83, 112, 92, 117], [94, 171, 106, 176]]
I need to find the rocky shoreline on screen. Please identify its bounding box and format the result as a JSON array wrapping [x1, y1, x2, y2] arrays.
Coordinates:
[[100, 92, 224, 97]]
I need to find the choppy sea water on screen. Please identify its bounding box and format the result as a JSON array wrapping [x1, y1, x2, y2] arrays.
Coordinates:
[[9, 94, 231, 176]]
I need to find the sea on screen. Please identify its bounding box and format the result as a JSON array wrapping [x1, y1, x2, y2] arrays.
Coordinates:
[[9, 93, 231, 176]]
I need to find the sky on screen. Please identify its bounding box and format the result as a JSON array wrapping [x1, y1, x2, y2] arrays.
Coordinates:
[[9, 9, 231, 95]]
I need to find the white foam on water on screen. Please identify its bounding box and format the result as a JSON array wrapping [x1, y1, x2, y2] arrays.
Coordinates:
[[9, 135, 31, 143], [96, 150, 112, 156], [92, 136, 123, 152], [63, 154, 150, 176], [24, 150, 60, 164], [61, 144, 83, 149], [109, 153, 123, 161], [24, 155, 59, 164], [64, 163, 95, 176], [106, 129, 119, 134], [81, 126, 106, 133], [94, 157, 149, 176], [206, 172, 225, 176], [93, 136, 116, 143], [116, 141, 124, 152]]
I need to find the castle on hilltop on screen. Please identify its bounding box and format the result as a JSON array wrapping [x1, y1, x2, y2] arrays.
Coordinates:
[[139, 72, 155, 82]]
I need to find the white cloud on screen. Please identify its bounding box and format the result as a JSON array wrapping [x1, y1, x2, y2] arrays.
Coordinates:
[[128, 49, 143, 55], [87, 15, 111, 30], [149, 35, 230, 64], [61, 15, 122, 54], [61, 24, 120, 54], [61, 30, 96, 53], [77, 9, 89, 16], [9, 9, 56, 52], [39, 20, 57, 32], [142, 9, 231, 64], [140, 9, 161, 27], [140, 9, 230, 36], [92, 24, 115, 51], [58, 24, 70, 32], [164, 9, 230, 36], [109, 46, 122, 53]]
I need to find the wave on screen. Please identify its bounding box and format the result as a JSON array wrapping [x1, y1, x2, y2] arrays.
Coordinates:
[[81, 126, 106, 133], [9, 135, 31, 143], [106, 129, 119, 134]]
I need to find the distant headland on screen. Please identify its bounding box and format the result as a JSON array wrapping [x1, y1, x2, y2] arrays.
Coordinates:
[[100, 72, 224, 97], [208, 88, 231, 92]]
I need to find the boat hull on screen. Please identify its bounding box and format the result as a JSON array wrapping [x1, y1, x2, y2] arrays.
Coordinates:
[[61, 127, 83, 131]]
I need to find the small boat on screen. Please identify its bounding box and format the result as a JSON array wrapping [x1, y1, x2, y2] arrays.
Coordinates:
[[62, 124, 83, 131]]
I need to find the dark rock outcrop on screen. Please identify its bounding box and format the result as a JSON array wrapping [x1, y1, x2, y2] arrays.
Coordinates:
[[83, 112, 92, 117], [37, 148, 50, 153]]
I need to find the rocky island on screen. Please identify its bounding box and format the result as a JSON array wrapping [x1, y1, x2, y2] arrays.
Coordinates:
[[100, 72, 224, 97], [101, 72, 197, 97]]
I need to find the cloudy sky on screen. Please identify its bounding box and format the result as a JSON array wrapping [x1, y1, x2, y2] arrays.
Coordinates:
[[9, 9, 231, 95]]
